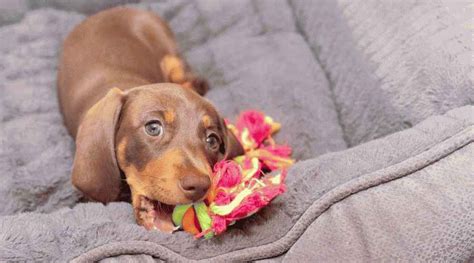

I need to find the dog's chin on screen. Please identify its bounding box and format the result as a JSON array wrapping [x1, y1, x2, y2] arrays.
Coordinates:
[[136, 195, 177, 233]]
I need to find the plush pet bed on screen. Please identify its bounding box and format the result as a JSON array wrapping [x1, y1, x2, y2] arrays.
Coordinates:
[[0, 0, 472, 262]]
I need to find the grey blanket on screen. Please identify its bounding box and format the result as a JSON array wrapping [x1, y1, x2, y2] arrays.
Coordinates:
[[0, 0, 472, 262]]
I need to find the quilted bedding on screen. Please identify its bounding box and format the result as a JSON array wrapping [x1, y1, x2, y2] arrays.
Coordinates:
[[0, 0, 472, 262]]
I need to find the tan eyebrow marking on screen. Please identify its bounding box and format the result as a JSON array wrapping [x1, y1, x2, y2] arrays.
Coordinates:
[[163, 110, 175, 123], [202, 115, 212, 128]]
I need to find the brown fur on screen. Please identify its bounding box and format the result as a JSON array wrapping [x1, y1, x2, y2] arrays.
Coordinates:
[[57, 7, 243, 228]]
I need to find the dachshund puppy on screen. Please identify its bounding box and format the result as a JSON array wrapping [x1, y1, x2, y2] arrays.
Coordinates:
[[57, 7, 243, 232]]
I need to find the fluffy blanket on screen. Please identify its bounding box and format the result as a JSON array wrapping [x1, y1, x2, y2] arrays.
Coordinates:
[[0, 0, 472, 262]]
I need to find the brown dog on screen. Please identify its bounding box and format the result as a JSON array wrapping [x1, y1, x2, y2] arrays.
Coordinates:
[[57, 7, 243, 232]]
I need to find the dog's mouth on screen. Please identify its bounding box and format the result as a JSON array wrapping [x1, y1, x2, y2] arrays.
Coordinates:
[[136, 195, 178, 233]]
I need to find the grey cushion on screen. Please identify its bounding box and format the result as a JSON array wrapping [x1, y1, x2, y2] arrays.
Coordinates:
[[284, 108, 474, 262], [0, 0, 139, 26], [290, 0, 473, 146]]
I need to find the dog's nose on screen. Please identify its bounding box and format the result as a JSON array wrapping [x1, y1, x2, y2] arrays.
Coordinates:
[[179, 175, 211, 201]]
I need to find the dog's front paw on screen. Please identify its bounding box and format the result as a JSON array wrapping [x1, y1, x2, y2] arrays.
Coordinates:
[[134, 195, 177, 233]]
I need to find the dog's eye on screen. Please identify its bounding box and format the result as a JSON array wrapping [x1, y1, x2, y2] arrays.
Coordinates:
[[206, 133, 220, 151], [145, 120, 163, 136]]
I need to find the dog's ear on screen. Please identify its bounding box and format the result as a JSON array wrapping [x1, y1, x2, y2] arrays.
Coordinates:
[[221, 121, 244, 160], [72, 88, 125, 203]]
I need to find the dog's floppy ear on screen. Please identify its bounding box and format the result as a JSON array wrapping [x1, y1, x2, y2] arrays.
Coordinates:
[[221, 121, 244, 160], [72, 88, 125, 203]]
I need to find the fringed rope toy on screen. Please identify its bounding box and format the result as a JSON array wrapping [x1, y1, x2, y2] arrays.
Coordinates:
[[172, 110, 294, 238]]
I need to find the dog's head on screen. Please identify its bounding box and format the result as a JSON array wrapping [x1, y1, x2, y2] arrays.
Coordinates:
[[71, 83, 243, 232]]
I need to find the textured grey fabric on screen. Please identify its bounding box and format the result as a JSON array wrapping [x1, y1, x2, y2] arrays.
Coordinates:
[[0, 0, 139, 25], [0, 0, 473, 262], [100, 254, 162, 263], [290, 0, 473, 146], [285, 144, 474, 262], [0, 10, 83, 216]]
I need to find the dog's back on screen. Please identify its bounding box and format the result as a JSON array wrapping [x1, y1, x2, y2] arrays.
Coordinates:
[[57, 7, 177, 137]]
